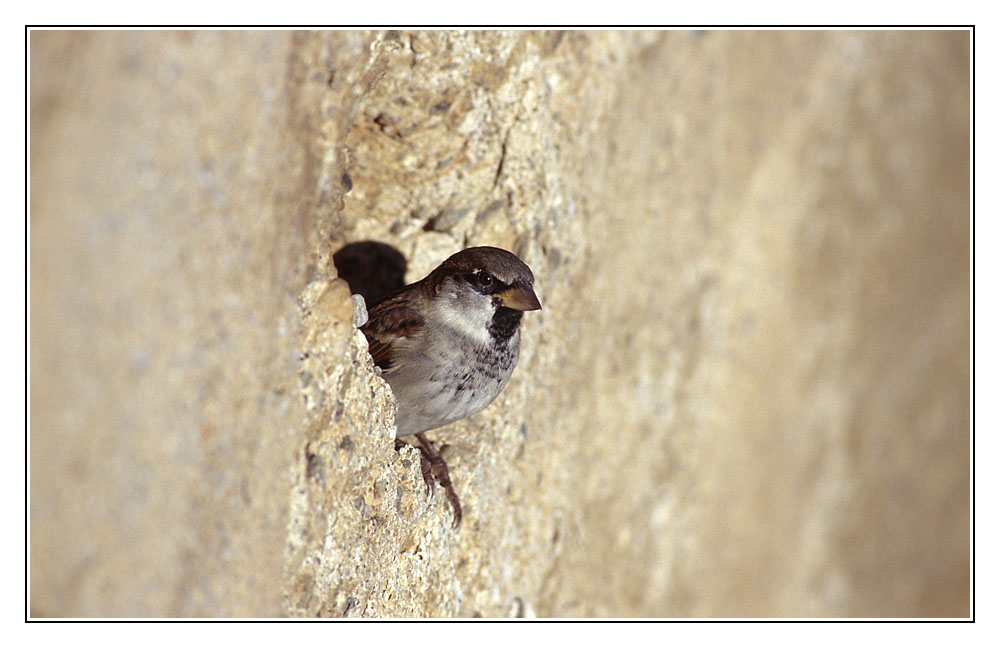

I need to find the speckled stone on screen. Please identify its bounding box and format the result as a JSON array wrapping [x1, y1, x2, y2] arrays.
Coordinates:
[[30, 30, 969, 618]]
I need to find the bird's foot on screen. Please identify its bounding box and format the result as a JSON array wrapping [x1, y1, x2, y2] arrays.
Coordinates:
[[411, 433, 462, 528]]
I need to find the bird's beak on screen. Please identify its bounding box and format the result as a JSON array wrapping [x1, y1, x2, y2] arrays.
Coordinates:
[[499, 282, 542, 311]]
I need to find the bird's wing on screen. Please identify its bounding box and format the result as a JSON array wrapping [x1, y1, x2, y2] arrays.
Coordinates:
[[361, 293, 425, 371]]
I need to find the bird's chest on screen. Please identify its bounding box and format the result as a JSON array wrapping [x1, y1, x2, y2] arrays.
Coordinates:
[[383, 317, 522, 437], [462, 341, 517, 394], [429, 335, 518, 407]]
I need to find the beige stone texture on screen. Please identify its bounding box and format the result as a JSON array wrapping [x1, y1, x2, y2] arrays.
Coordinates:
[[30, 30, 969, 617]]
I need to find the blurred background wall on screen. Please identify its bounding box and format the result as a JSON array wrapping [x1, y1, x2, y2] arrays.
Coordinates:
[[30, 30, 969, 617]]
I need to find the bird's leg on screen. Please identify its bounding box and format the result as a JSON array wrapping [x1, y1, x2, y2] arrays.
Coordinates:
[[392, 438, 435, 495], [414, 432, 462, 528]]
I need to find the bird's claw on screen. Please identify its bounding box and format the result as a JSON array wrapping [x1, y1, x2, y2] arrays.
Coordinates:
[[414, 433, 462, 528]]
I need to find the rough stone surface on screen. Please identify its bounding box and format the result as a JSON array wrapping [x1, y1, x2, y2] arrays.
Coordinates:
[[30, 30, 969, 617]]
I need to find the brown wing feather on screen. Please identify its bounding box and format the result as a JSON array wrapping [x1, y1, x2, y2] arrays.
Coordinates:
[[361, 291, 425, 370]]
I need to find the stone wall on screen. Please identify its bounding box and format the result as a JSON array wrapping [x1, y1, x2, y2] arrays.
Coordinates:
[[30, 30, 969, 617]]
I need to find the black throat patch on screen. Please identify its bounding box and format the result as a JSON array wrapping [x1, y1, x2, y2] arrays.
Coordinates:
[[488, 306, 523, 343]]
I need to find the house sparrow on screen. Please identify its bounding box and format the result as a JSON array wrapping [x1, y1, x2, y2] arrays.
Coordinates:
[[361, 246, 541, 526]]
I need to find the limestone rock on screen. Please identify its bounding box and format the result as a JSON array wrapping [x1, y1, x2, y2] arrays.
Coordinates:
[[30, 30, 969, 617]]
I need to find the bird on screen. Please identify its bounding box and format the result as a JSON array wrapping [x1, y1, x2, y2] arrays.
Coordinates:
[[360, 246, 541, 526]]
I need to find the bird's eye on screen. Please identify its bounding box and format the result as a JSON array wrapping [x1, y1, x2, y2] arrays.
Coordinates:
[[475, 271, 494, 288]]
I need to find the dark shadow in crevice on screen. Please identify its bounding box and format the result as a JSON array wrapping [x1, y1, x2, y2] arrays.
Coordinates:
[[332, 241, 407, 307]]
